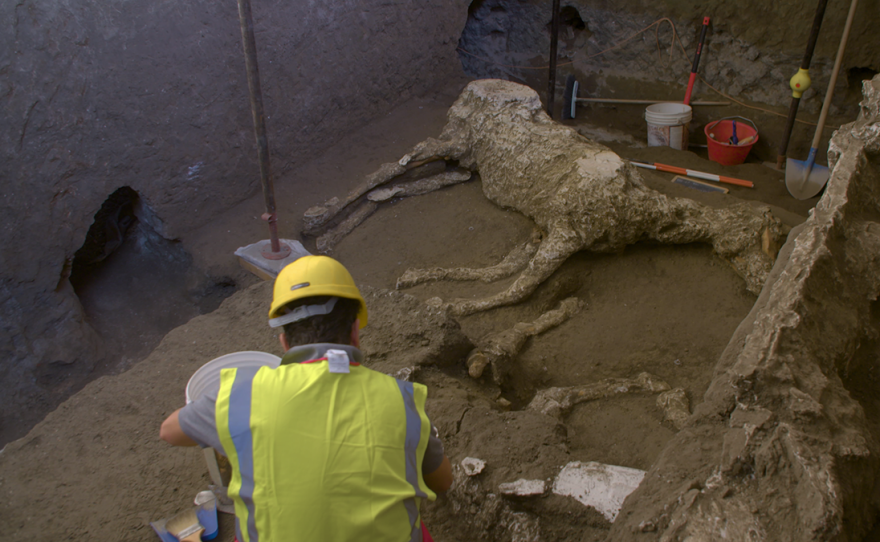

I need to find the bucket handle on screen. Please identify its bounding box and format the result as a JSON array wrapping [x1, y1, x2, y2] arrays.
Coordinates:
[[706, 116, 758, 135]]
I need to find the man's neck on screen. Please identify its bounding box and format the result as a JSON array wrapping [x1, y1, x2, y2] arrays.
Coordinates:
[[280, 343, 363, 365]]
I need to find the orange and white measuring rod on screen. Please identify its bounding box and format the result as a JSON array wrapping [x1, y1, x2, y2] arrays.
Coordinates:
[[630, 161, 754, 188]]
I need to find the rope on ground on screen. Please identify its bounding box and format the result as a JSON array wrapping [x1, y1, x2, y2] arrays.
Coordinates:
[[458, 17, 828, 128]]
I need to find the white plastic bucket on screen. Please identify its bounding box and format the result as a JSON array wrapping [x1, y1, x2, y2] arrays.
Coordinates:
[[185, 351, 281, 404], [645, 103, 693, 151]]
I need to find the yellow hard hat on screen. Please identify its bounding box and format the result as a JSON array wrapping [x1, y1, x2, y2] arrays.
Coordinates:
[[269, 255, 368, 328]]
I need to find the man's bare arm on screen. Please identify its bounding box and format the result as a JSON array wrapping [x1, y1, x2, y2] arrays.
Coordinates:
[[424, 455, 453, 493], [160, 408, 198, 447]]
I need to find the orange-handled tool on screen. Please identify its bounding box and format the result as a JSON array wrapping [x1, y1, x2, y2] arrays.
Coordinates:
[[683, 17, 711, 106], [631, 161, 754, 188]]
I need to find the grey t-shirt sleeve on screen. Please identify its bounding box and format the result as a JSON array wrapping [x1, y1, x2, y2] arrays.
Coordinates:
[[421, 416, 446, 476], [177, 384, 224, 453]]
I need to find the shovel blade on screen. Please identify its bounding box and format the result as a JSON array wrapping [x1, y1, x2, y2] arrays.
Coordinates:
[[785, 157, 829, 200]]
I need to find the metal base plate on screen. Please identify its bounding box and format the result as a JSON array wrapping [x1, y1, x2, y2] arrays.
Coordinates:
[[234, 239, 310, 280]]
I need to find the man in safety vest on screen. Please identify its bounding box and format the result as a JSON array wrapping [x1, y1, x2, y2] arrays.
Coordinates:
[[160, 255, 453, 542]]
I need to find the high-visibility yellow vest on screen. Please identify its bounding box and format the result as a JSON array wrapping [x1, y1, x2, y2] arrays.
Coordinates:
[[216, 357, 436, 542]]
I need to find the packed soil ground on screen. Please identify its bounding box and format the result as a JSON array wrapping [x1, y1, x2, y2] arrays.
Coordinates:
[[1, 77, 829, 541]]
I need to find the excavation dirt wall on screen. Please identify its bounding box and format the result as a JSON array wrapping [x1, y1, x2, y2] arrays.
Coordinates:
[[0, 0, 467, 443], [460, 0, 879, 150]]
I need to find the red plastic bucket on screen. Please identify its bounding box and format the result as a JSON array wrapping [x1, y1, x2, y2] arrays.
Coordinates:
[[704, 118, 758, 166]]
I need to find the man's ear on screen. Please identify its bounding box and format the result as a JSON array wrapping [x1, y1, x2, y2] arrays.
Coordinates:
[[350, 320, 360, 348], [279, 332, 290, 352]]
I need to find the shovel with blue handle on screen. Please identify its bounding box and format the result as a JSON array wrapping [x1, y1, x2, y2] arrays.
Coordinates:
[[786, 0, 858, 200]]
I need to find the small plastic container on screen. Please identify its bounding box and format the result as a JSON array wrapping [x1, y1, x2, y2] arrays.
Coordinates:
[[195, 490, 219, 540], [645, 103, 693, 151]]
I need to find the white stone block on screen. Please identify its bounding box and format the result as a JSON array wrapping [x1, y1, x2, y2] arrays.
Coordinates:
[[552, 461, 645, 522]]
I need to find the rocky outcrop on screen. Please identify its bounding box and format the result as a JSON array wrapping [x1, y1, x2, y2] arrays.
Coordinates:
[[609, 74, 880, 542]]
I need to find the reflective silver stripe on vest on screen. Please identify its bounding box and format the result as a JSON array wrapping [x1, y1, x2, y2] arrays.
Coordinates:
[[397, 380, 426, 542], [229, 367, 260, 542]]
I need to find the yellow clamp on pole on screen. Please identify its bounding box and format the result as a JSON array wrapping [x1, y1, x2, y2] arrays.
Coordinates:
[[790, 68, 811, 98]]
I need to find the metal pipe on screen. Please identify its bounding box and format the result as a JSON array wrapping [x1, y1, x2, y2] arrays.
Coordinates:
[[576, 98, 730, 106], [237, 0, 289, 258], [547, 0, 560, 118]]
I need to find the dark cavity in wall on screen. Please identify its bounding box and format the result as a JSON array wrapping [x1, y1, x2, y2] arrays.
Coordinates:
[[457, 0, 587, 95], [557, 6, 590, 48], [2, 188, 238, 447], [67, 187, 236, 378], [847, 67, 880, 102], [559, 6, 586, 31], [458, 0, 514, 81]]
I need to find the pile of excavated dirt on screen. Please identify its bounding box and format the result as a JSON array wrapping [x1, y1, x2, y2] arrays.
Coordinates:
[[5, 75, 880, 541]]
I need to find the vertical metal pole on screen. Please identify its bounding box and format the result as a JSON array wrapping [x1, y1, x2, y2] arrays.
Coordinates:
[[547, 0, 561, 118], [237, 0, 290, 258]]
